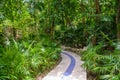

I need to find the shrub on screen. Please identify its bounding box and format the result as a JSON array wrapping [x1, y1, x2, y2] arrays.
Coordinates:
[[81, 44, 120, 80], [0, 39, 61, 80]]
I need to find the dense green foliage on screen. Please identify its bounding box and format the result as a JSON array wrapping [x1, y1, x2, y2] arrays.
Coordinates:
[[82, 44, 120, 80], [0, 0, 120, 80], [0, 39, 61, 80], [52, 0, 117, 47], [0, 0, 61, 80]]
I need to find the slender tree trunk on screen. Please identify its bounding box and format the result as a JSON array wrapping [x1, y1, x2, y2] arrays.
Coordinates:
[[80, 3, 85, 23], [12, 28, 16, 39], [34, 0, 39, 38], [51, 16, 55, 39], [116, 0, 120, 42], [95, 0, 100, 22], [80, 3, 88, 38], [92, 0, 100, 45]]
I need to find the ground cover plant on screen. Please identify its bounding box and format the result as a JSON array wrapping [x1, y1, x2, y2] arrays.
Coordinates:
[[81, 43, 120, 80], [0, 39, 61, 80]]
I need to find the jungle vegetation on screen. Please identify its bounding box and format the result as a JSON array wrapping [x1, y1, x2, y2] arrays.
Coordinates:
[[0, 0, 120, 80]]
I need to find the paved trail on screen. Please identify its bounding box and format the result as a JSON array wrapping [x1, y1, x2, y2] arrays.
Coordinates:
[[41, 51, 86, 80]]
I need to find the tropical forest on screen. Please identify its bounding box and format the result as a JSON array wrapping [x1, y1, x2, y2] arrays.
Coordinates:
[[0, 0, 120, 80]]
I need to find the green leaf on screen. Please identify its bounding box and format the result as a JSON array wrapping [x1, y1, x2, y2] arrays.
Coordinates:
[[100, 75, 111, 79]]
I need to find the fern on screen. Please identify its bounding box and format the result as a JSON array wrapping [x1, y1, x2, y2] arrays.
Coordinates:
[[81, 45, 120, 80]]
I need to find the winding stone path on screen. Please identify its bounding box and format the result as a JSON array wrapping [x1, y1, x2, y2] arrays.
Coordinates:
[[41, 51, 86, 80]]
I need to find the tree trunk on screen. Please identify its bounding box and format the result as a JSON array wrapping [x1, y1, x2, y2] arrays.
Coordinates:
[[116, 0, 120, 42], [95, 0, 100, 21], [92, 0, 100, 45], [80, 2, 85, 24], [13, 28, 16, 39], [50, 16, 55, 39], [92, 36, 97, 45]]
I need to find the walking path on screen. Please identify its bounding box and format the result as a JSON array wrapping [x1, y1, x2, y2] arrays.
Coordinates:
[[41, 51, 86, 80]]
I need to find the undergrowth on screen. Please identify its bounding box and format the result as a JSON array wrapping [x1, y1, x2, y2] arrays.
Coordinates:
[[0, 39, 61, 80], [81, 44, 120, 80]]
